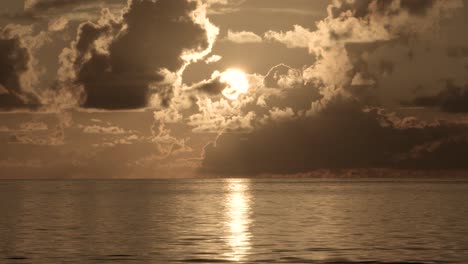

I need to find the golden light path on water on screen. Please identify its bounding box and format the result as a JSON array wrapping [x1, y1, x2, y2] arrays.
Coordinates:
[[223, 179, 253, 262]]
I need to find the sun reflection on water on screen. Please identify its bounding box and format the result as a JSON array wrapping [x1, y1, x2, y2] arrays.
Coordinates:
[[223, 179, 252, 262]]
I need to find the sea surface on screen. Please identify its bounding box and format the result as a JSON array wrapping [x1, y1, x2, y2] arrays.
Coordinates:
[[1, 179, 468, 264]]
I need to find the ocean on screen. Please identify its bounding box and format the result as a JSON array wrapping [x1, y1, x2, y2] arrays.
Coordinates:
[[1, 179, 468, 264]]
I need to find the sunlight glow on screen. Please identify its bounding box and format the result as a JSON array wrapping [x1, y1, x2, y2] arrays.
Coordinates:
[[223, 179, 252, 262], [220, 69, 250, 100]]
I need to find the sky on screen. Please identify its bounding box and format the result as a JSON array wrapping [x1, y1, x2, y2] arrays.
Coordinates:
[[1, 0, 468, 178]]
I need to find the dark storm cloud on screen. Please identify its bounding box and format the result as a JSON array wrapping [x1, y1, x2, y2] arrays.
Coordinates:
[[202, 97, 468, 175], [410, 82, 468, 113], [61, 0, 210, 110], [0, 32, 40, 110]]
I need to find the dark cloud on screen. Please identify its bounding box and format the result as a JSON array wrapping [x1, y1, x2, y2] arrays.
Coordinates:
[[410, 82, 468, 113], [400, 0, 436, 15], [202, 98, 468, 175], [328, 0, 436, 19], [192, 76, 228, 96], [0, 12, 40, 24], [0, 34, 40, 110], [340, 33, 468, 108], [406, 135, 468, 170], [25, 0, 125, 12], [1, 0, 125, 25], [446, 46, 468, 58], [263, 64, 322, 111], [328, 0, 375, 18], [2, 0, 468, 179], [61, 0, 210, 109]]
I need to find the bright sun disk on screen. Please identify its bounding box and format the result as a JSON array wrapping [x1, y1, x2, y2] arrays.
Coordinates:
[[220, 69, 249, 100]]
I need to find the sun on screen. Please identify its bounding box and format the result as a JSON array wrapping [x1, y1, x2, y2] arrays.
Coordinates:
[[220, 69, 250, 100]]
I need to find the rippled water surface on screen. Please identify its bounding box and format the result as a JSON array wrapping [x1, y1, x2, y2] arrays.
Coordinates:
[[1, 179, 468, 264]]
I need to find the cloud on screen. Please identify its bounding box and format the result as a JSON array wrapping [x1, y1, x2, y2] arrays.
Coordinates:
[[188, 97, 257, 133], [0, 159, 43, 168], [6, 112, 72, 146], [150, 122, 193, 158], [2, 0, 125, 26], [202, 97, 468, 175], [191, 76, 229, 96], [267, 107, 295, 122], [188, 68, 257, 97], [263, 64, 303, 90], [262, 64, 322, 112], [346, 39, 468, 108], [24, 0, 120, 11], [179, 64, 322, 135], [205, 54, 222, 63], [153, 107, 183, 124], [265, 25, 312, 48], [2, 0, 468, 178], [410, 82, 468, 113], [327, 0, 438, 19], [92, 133, 142, 147], [203, 0, 246, 14], [58, 0, 218, 110], [79, 124, 127, 135], [0, 24, 47, 111], [265, 0, 465, 113], [19, 121, 48, 131], [24, 0, 126, 18], [161, 0, 468, 176], [0, 121, 48, 133], [47, 16, 68, 31], [404, 135, 468, 170], [226, 30, 262, 43]]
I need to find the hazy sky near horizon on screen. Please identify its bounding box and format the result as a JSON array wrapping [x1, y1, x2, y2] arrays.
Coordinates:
[[1, 0, 468, 178]]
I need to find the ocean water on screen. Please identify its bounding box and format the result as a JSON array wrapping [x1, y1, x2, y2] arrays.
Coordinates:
[[1, 179, 468, 264]]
